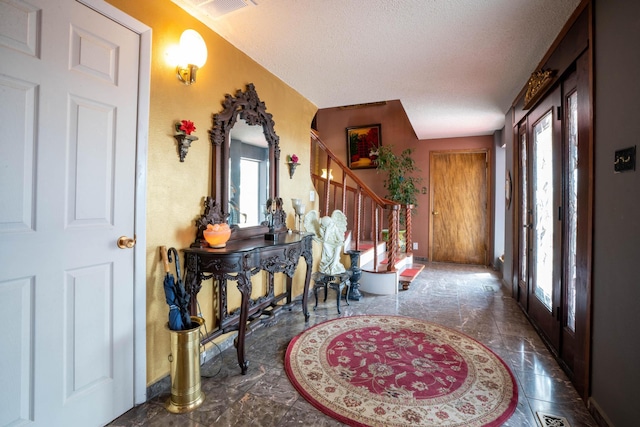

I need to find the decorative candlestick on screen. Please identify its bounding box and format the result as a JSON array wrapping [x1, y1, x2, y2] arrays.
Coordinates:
[[346, 250, 363, 301], [291, 198, 306, 232]]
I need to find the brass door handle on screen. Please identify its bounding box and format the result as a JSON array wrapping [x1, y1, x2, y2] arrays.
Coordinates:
[[117, 235, 136, 249], [432, 211, 439, 215]]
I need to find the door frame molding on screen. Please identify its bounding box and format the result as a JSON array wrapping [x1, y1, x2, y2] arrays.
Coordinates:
[[77, 0, 151, 405], [509, 3, 591, 401]]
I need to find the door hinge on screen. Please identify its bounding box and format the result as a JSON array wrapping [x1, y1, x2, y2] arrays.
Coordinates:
[[558, 206, 562, 221], [557, 105, 563, 120], [556, 306, 561, 321]]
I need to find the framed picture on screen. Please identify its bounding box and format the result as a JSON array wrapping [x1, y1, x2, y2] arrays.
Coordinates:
[[346, 124, 382, 169]]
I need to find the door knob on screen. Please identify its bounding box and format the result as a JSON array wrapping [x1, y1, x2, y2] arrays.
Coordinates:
[[432, 211, 439, 215], [117, 235, 136, 249]]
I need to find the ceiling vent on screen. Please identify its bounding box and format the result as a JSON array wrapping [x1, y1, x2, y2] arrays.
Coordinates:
[[195, 0, 258, 19]]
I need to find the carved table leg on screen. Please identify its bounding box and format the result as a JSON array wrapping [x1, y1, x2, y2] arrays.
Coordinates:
[[301, 237, 313, 322], [184, 252, 202, 316], [286, 275, 293, 308], [235, 270, 251, 374]]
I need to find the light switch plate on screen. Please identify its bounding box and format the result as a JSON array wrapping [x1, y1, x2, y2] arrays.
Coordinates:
[[310, 191, 315, 201]]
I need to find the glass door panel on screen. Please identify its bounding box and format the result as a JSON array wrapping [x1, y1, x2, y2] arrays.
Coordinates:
[[566, 90, 578, 332], [532, 112, 554, 311], [518, 126, 529, 307], [524, 85, 562, 350]]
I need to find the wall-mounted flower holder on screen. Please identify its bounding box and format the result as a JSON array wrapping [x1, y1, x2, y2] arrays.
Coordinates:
[[174, 133, 198, 162], [174, 119, 197, 162], [287, 154, 299, 179], [287, 161, 300, 179]]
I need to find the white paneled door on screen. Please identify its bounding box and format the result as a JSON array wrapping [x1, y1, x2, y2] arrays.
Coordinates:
[[0, 0, 141, 425]]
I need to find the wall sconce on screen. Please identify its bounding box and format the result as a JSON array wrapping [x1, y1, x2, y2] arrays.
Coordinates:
[[321, 168, 334, 181], [172, 29, 207, 85]]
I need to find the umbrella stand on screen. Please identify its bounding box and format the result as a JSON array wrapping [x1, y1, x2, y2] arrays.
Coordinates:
[[160, 246, 205, 413], [165, 316, 205, 413]]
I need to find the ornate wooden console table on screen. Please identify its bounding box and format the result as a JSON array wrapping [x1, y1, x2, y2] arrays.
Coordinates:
[[183, 232, 313, 374]]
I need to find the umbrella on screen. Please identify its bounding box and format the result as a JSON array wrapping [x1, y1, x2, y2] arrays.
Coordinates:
[[167, 247, 192, 329], [161, 246, 184, 330]]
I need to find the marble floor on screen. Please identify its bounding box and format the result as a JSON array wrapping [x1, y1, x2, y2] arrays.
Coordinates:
[[109, 263, 597, 427]]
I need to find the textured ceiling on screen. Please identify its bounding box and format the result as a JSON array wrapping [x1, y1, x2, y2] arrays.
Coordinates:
[[173, 0, 581, 139]]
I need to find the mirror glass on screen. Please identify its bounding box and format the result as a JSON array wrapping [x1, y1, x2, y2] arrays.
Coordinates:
[[228, 119, 270, 227]]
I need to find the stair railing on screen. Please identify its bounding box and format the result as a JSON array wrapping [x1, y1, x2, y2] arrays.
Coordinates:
[[310, 130, 413, 272]]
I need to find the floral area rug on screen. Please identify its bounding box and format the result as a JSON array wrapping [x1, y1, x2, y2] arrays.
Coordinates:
[[285, 315, 517, 426]]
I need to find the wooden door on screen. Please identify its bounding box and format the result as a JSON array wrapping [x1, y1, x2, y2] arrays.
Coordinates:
[[429, 150, 489, 264], [514, 58, 591, 398], [0, 0, 141, 425], [525, 86, 563, 351]]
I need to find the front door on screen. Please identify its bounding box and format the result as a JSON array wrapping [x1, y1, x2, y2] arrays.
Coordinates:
[[0, 0, 140, 425], [429, 150, 489, 265], [525, 87, 563, 350], [516, 63, 589, 381]]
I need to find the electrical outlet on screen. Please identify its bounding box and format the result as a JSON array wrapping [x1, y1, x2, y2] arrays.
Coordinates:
[[413, 242, 419, 250], [310, 190, 315, 202]]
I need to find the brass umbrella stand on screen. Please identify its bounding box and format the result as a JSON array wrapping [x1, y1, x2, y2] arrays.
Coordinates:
[[160, 246, 205, 413]]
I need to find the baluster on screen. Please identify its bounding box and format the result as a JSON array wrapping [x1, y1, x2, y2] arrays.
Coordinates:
[[354, 188, 362, 250], [405, 204, 413, 255], [387, 207, 399, 272], [323, 156, 331, 216]]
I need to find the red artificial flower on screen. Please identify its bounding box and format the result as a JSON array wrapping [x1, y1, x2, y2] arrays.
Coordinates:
[[178, 120, 196, 135], [290, 154, 299, 163]]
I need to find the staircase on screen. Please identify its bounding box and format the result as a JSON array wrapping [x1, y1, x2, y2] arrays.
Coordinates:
[[310, 130, 424, 294]]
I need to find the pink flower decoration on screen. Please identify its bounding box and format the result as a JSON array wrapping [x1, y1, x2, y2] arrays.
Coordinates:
[[290, 154, 299, 163]]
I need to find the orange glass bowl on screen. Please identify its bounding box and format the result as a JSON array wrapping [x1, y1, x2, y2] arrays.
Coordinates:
[[203, 228, 231, 248]]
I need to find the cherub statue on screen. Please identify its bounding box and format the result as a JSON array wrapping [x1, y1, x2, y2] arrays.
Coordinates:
[[304, 210, 348, 274]]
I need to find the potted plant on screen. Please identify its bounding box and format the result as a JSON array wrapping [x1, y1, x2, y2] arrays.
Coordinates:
[[375, 145, 422, 248]]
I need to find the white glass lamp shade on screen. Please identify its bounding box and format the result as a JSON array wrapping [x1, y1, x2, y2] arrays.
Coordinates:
[[179, 29, 207, 67]]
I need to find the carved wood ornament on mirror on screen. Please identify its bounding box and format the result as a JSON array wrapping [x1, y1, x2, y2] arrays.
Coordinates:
[[193, 83, 283, 247]]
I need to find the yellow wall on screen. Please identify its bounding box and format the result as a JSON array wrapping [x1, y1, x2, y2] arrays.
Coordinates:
[[106, 0, 318, 385]]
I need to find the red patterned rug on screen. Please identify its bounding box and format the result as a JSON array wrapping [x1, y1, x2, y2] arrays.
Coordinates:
[[285, 315, 518, 426]]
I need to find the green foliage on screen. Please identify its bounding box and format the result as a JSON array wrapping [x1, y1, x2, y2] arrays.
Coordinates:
[[375, 145, 422, 207]]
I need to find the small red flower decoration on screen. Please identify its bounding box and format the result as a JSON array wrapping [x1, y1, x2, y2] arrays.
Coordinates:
[[289, 154, 299, 163], [176, 120, 196, 135]]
